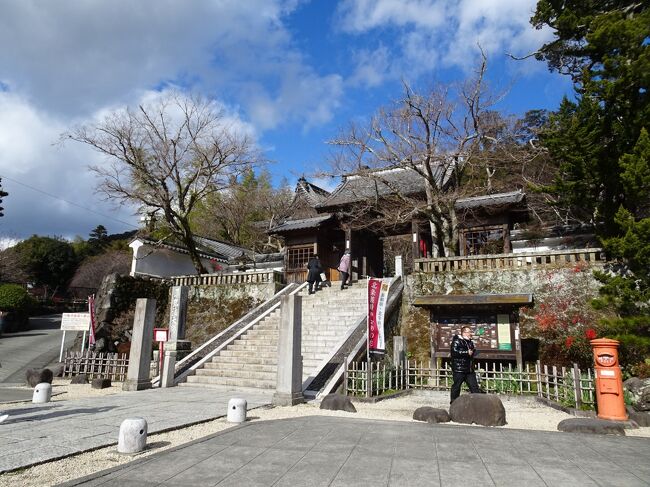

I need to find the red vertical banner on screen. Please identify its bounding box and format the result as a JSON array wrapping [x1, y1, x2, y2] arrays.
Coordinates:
[[88, 294, 96, 346], [367, 278, 383, 351]]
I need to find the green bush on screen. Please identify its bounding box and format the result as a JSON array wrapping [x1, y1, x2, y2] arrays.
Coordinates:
[[0, 284, 35, 313]]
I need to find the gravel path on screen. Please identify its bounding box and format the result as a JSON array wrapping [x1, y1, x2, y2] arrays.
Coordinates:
[[1, 387, 647, 487]]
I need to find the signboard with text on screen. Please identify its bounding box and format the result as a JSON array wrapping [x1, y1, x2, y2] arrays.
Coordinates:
[[60, 312, 91, 331]]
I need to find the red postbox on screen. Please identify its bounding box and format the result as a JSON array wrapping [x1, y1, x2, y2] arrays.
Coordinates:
[[591, 338, 628, 421]]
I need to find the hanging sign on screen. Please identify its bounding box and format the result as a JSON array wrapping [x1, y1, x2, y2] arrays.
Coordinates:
[[368, 278, 392, 352]]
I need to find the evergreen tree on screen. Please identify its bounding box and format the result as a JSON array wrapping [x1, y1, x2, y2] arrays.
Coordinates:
[[532, 1, 650, 369]]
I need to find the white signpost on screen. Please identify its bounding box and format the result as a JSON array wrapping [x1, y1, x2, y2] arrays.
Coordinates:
[[59, 312, 91, 362]]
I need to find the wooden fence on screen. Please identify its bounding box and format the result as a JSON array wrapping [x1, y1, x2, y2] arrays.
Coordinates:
[[346, 360, 595, 409], [172, 270, 284, 286], [414, 248, 605, 273], [63, 351, 129, 381]]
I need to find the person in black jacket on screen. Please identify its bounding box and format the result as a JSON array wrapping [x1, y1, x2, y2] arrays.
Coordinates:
[[306, 254, 323, 294], [450, 325, 481, 403]]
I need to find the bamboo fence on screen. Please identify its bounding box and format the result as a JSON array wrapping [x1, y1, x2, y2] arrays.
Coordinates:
[[346, 360, 595, 409]]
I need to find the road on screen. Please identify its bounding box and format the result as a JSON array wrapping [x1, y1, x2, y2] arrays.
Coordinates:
[[0, 315, 77, 384]]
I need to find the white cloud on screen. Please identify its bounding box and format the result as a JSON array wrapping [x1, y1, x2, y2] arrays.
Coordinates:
[[349, 45, 392, 88], [0, 89, 258, 239], [337, 0, 553, 85], [0, 0, 343, 131]]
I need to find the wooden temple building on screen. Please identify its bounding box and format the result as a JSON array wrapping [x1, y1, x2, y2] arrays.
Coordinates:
[[269, 165, 537, 366]]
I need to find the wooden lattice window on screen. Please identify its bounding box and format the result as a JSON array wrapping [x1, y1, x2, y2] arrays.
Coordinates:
[[462, 226, 505, 255], [287, 245, 314, 270]]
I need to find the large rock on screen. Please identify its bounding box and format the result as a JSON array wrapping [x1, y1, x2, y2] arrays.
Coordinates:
[[449, 394, 506, 426], [413, 406, 450, 423], [623, 377, 650, 411], [70, 374, 89, 385], [92, 378, 112, 389], [48, 364, 64, 378], [25, 368, 53, 387], [319, 394, 357, 413], [558, 418, 626, 435]]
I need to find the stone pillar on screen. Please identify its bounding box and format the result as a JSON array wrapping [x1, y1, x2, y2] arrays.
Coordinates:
[[161, 286, 191, 388], [394, 255, 403, 277], [273, 295, 304, 406], [123, 299, 156, 391], [393, 336, 407, 368]]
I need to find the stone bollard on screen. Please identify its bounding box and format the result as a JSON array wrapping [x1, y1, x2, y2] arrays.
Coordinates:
[[118, 417, 148, 454], [227, 398, 247, 423], [32, 383, 52, 404]]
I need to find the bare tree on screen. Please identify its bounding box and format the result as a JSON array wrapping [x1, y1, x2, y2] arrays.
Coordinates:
[[66, 93, 262, 273], [328, 53, 543, 257]]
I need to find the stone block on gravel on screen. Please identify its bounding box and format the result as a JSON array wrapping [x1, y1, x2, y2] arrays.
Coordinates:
[[32, 382, 52, 403], [26, 368, 54, 387], [450, 393, 506, 426], [320, 394, 357, 413], [558, 418, 626, 435], [118, 417, 148, 454], [413, 406, 450, 423], [92, 378, 112, 389], [70, 374, 89, 384]]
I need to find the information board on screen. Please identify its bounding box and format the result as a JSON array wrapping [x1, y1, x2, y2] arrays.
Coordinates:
[[435, 312, 513, 354], [60, 312, 90, 331]]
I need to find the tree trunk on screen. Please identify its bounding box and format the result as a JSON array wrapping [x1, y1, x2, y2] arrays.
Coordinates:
[[178, 218, 208, 275]]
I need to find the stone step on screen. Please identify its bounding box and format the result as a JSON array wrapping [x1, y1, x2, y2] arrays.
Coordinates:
[[212, 355, 277, 366], [195, 368, 276, 381], [185, 375, 275, 389], [204, 362, 277, 373], [219, 349, 277, 358], [227, 344, 278, 352]]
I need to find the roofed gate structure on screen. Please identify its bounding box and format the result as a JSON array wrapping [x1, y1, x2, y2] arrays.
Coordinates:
[[270, 166, 530, 284]]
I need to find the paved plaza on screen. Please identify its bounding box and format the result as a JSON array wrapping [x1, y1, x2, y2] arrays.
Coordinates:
[[0, 386, 272, 473], [60, 415, 650, 487]]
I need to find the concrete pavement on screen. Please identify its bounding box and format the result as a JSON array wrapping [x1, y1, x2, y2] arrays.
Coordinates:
[[0, 385, 273, 473], [59, 415, 650, 487], [0, 314, 77, 384]]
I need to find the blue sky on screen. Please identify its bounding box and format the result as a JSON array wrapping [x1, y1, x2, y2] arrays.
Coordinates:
[[0, 0, 572, 243]]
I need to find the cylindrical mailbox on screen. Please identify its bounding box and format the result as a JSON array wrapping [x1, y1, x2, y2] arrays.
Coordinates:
[[591, 338, 628, 421], [32, 383, 52, 404], [118, 417, 148, 453], [227, 397, 247, 423]]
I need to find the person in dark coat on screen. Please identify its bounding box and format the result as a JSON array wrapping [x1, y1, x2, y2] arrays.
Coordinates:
[[306, 254, 323, 294], [450, 325, 481, 403]]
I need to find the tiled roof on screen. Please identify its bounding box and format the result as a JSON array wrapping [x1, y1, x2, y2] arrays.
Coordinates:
[[268, 214, 334, 234], [454, 190, 525, 210], [316, 165, 444, 209], [294, 178, 331, 207], [135, 237, 229, 262], [194, 236, 252, 260]]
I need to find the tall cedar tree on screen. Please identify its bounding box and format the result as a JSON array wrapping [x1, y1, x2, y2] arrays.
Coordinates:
[[532, 1, 650, 367]]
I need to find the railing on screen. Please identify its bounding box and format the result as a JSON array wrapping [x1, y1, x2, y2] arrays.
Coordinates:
[[346, 360, 595, 409], [171, 269, 284, 286], [63, 351, 129, 381], [171, 282, 308, 385], [414, 248, 606, 273]]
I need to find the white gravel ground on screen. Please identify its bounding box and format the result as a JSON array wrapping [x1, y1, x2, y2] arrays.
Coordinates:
[[1, 387, 648, 487]]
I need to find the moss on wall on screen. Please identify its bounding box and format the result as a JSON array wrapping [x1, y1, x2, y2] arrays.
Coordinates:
[[401, 264, 606, 364], [184, 285, 261, 346]]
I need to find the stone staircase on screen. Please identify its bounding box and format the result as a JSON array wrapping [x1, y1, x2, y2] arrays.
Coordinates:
[[181, 283, 367, 389]]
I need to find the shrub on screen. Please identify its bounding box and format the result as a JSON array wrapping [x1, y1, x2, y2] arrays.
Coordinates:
[[0, 284, 35, 313]]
